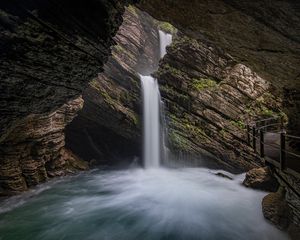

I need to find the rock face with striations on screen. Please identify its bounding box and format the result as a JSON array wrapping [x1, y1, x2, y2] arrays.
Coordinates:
[[243, 167, 279, 192], [139, 0, 300, 136], [0, 97, 88, 195], [65, 6, 160, 164], [155, 33, 285, 172], [0, 0, 135, 194], [138, 1, 300, 232]]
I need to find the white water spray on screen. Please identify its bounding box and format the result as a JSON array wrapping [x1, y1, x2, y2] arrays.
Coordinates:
[[159, 30, 173, 58], [141, 76, 161, 168], [141, 30, 172, 168]]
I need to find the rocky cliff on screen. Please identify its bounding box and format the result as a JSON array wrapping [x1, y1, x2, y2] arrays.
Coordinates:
[[139, 0, 300, 136], [65, 6, 160, 165], [0, 97, 88, 195], [0, 0, 135, 194], [155, 33, 285, 172]]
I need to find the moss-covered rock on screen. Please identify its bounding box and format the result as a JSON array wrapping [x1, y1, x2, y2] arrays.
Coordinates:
[[155, 32, 285, 172]]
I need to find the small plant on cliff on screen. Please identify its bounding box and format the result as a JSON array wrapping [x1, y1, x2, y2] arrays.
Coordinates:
[[230, 120, 246, 130], [158, 22, 177, 34], [192, 78, 217, 91], [127, 5, 138, 17], [260, 106, 275, 117], [113, 44, 134, 59]]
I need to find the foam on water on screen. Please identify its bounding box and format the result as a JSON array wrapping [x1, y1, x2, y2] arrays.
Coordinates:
[[0, 168, 288, 240]]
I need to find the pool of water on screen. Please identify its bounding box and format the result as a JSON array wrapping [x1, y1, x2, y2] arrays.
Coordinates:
[[0, 167, 288, 240]]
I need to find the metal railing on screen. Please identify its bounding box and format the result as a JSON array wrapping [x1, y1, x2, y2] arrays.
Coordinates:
[[246, 116, 300, 178]]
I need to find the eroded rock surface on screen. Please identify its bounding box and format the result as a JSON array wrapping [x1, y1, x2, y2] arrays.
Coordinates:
[[243, 167, 279, 192], [262, 188, 291, 230], [0, 97, 87, 195], [155, 33, 284, 172], [66, 6, 160, 164], [139, 0, 300, 137], [139, 0, 300, 88], [0, 0, 135, 194]]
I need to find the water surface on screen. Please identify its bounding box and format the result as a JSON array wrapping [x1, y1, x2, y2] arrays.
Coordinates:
[[0, 168, 288, 240]]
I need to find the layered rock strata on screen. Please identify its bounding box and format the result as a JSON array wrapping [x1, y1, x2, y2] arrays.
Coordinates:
[[0, 0, 135, 194], [155, 34, 284, 172], [0, 97, 87, 195], [66, 6, 160, 164]]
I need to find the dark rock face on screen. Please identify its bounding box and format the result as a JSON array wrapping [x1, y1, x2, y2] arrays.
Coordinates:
[[0, 0, 134, 139], [243, 167, 279, 192], [66, 6, 160, 164], [262, 188, 291, 230], [274, 170, 300, 227], [288, 224, 300, 240], [139, 0, 300, 89], [139, 0, 300, 137], [261, 170, 300, 239], [0, 0, 135, 194], [155, 33, 284, 172]]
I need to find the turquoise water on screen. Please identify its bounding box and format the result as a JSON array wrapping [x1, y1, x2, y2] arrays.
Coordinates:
[[0, 168, 288, 240]]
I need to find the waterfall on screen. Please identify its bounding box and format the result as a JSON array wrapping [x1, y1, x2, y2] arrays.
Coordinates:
[[140, 30, 172, 168], [141, 76, 161, 168], [159, 30, 173, 58]]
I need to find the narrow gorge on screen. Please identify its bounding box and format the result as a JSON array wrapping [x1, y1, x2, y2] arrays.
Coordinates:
[[0, 1, 300, 240]]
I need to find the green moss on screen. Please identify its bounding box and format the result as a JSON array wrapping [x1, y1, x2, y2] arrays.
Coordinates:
[[160, 85, 190, 108], [131, 114, 139, 126], [113, 44, 134, 59], [230, 120, 246, 130], [157, 21, 177, 34], [219, 129, 227, 138], [278, 111, 288, 124], [260, 106, 274, 117], [168, 130, 191, 151], [127, 5, 138, 17], [172, 35, 198, 48], [159, 63, 186, 78], [192, 78, 217, 91], [169, 114, 207, 140], [90, 79, 114, 104]]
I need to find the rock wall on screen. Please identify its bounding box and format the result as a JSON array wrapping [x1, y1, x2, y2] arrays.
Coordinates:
[[0, 97, 88, 195], [0, 0, 135, 194], [155, 33, 285, 172], [66, 6, 160, 164], [139, 0, 300, 136], [139, 0, 300, 88]]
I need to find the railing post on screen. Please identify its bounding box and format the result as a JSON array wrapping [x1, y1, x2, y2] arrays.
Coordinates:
[[280, 130, 286, 170], [247, 125, 250, 145], [280, 115, 284, 130], [259, 129, 265, 158], [252, 125, 256, 152]]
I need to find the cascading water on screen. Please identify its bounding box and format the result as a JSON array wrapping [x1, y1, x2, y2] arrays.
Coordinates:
[[141, 75, 161, 168], [159, 30, 173, 58], [141, 30, 172, 168]]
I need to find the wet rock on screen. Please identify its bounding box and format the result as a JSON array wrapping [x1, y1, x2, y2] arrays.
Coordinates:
[[66, 6, 160, 163], [140, 0, 300, 137], [0, 0, 135, 194], [262, 188, 291, 230], [273, 169, 300, 227], [139, 0, 300, 88], [155, 33, 284, 172], [0, 97, 86, 194], [243, 167, 279, 192], [215, 172, 233, 180], [288, 223, 300, 240]]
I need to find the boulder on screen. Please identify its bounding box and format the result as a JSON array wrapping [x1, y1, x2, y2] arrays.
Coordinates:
[[243, 167, 279, 192], [262, 188, 291, 230]]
